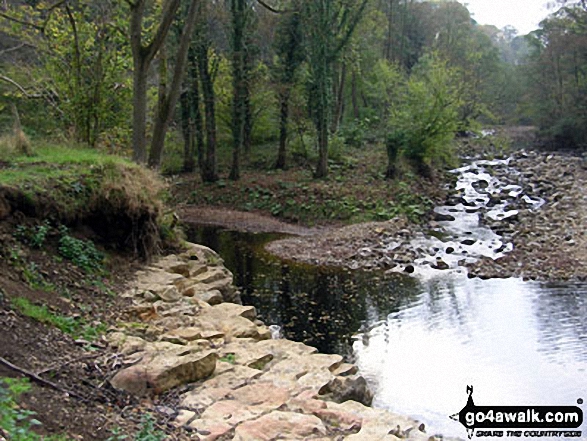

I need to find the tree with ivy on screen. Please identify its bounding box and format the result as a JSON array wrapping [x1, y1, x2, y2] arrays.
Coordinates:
[[301, 0, 368, 178], [273, 8, 304, 169]]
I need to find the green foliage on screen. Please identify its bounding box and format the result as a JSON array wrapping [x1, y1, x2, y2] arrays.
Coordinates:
[[11, 297, 77, 334], [57, 226, 104, 272], [219, 353, 237, 364], [14, 221, 51, 249], [522, 5, 587, 149], [0, 1, 132, 145], [389, 54, 462, 174], [134, 414, 166, 441], [0, 377, 42, 441]]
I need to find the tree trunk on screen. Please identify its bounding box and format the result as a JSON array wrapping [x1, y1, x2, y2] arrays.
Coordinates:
[[129, 0, 181, 164], [229, 0, 246, 181], [180, 89, 195, 173], [351, 69, 359, 119], [198, 43, 219, 182], [315, 118, 329, 178], [332, 62, 346, 132], [275, 89, 290, 169], [148, 0, 199, 168], [132, 57, 149, 164]]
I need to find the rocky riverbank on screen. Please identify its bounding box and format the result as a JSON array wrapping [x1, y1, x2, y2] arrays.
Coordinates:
[[267, 150, 587, 281], [108, 243, 443, 440]]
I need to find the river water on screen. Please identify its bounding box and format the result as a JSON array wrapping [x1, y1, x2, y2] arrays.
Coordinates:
[[187, 157, 587, 440]]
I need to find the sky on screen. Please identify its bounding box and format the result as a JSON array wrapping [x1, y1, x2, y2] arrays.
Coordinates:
[[461, 0, 554, 35]]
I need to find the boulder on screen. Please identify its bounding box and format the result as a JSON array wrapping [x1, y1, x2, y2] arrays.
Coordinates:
[[110, 349, 217, 396]]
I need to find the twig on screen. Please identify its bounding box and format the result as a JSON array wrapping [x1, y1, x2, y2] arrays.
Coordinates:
[[0, 75, 43, 98], [35, 352, 103, 376], [0, 356, 86, 402], [255, 0, 295, 14]]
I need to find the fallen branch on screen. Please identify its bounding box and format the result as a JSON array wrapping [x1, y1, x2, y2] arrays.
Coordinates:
[[0, 356, 86, 402], [35, 352, 103, 376]]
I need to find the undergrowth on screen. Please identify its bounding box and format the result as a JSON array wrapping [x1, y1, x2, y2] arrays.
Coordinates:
[[0, 377, 68, 441]]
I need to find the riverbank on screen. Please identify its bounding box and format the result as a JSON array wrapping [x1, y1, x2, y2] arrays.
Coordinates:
[[107, 243, 443, 441], [264, 149, 587, 281]]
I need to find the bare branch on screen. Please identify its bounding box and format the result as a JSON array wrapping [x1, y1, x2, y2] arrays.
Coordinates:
[[0, 11, 44, 31], [144, 0, 181, 65], [255, 0, 295, 14], [0, 74, 42, 98], [0, 356, 87, 402], [0, 43, 30, 57]]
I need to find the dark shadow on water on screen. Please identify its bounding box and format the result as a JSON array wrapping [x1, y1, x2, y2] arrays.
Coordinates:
[[187, 225, 419, 356]]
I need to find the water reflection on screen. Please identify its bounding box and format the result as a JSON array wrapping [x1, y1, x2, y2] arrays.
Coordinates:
[[353, 275, 587, 439], [188, 225, 587, 440]]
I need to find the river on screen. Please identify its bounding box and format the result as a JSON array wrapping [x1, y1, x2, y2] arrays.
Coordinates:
[[186, 157, 587, 440]]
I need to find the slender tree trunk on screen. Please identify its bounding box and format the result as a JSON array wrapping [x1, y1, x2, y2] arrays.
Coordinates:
[[332, 62, 346, 132], [243, 83, 253, 155], [351, 69, 359, 119], [180, 89, 195, 172], [132, 57, 149, 163], [149, 0, 199, 168], [243, 39, 253, 156], [192, 67, 205, 175], [275, 89, 290, 169], [229, 0, 246, 181], [128, 0, 181, 164], [198, 43, 219, 182], [315, 118, 329, 178]]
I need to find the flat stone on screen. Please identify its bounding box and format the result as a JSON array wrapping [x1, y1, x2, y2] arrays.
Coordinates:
[[180, 386, 232, 411], [143, 284, 181, 302], [193, 267, 233, 285], [219, 340, 274, 370], [332, 362, 359, 377], [200, 399, 265, 427], [255, 339, 318, 360], [233, 411, 327, 441], [207, 303, 257, 321], [137, 270, 184, 289], [172, 327, 225, 342], [110, 349, 217, 396], [187, 418, 233, 441], [229, 383, 291, 409], [202, 365, 263, 390]]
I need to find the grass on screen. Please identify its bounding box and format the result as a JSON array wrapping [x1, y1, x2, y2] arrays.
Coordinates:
[[0, 141, 168, 257], [11, 297, 107, 341]]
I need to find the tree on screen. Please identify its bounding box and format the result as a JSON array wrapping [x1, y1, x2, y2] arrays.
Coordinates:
[[0, 1, 131, 146], [301, 0, 368, 178], [388, 53, 462, 176], [125, 0, 185, 164], [180, 0, 219, 182], [524, 5, 587, 148], [148, 0, 199, 167], [228, 0, 249, 180], [273, 9, 304, 169]]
